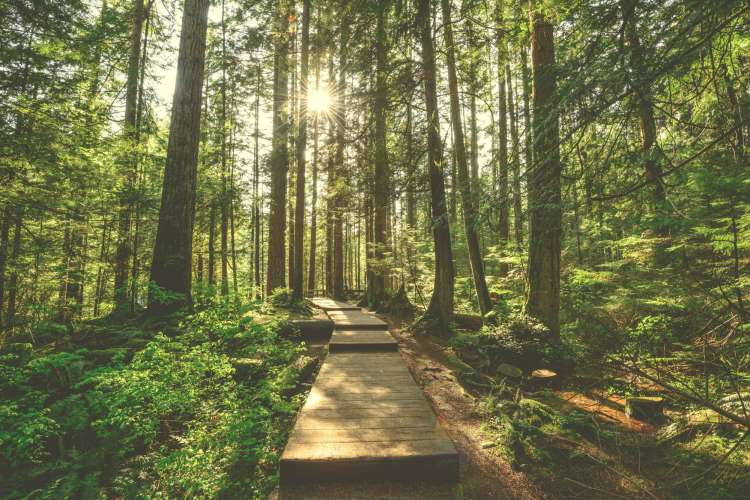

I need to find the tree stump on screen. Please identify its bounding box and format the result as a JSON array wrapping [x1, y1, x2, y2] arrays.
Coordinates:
[[625, 396, 664, 422]]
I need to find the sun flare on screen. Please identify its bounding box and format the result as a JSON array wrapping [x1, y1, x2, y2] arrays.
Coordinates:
[[307, 87, 333, 114]]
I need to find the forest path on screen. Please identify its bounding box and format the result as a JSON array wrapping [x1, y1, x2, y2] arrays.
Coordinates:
[[277, 299, 459, 497]]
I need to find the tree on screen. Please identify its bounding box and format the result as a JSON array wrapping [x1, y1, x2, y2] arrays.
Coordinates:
[[148, 0, 210, 312], [621, 0, 667, 235], [266, 0, 291, 295], [365, 0, 390, 309], [525, 9, 561, 339], [496, 0, 509, 277], [292, 0, 311, 300], [417, 0, 455, 331], [114, 0, 147, 306], [440, 0, 492, 317]]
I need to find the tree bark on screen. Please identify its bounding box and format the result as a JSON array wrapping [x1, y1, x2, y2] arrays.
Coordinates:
[[621, 0, 667, 233], [6, 206, 23, 328], [307, 72, 320, 293], [266, 0, 291, 295], [496, 0, 509, 276], [115, 0, 146, 306], [0, 206, 11, 326], [440, 0, 492, 317], [292, 0, 311, 300], [367, 0, 389, 309], [332, 6, 348, 300], [253, 65, 262, 294], [208, 201, 216, 287], [148, 0, 210, 312], [418, 0, 454, 331], [525, 11, 561, 339], [507, 63, 523, 245], [219, 0, 230, 297]]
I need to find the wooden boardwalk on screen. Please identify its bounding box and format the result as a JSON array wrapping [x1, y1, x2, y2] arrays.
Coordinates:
[[280, 299, 458, 483]]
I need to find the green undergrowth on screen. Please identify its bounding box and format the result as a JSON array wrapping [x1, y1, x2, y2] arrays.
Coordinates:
[[0, 300, 314, 498], [478, 387, 750, 499]]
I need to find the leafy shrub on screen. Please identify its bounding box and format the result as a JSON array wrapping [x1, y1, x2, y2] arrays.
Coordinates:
[[0, 302, 310, 499], [471, 315, 557, 371], [627, 314, 676, 356], [268, 287, 313, 316]]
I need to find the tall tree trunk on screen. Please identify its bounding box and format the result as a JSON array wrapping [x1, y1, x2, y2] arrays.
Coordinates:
[[0, 207, 11, 326], [228, 90, 239, 297], [307, 72, 320, 293], [418, 0, 454, 331], [496, 0, 509, 276], [440, 0, 492, 317], [332, 7, 348, 300], [266, 0, 291, 295], [520, 43, 533, 196], [131, 8, 151, 310], [148, 0, 210, 312], [93, 220, 110, 317], [219, 0, 230, 297], [525, 11, 561, 339], [288, 26, 298, 290], [6, 206, 23, 328], [208, 201, 216, 287], [367, 0, 389, 309], [325, 57, 335, 295], [115, 0, 146, 306], [621, 0, 666, 233], [253, 65, 262, 294], [507, 63, 523, 245], [292, 0, 311, 300]]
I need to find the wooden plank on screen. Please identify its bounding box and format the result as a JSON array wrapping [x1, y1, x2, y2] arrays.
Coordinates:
[[311, 297, 360, 311], [289, 427, 449, 444], [280, 351, 458, 484], [329, 329, 398, 352], [282, 438, 456, 461], [326, 310, 388, 330]]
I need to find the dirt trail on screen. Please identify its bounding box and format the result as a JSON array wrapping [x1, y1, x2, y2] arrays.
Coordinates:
[[389, 320, 546, 500]]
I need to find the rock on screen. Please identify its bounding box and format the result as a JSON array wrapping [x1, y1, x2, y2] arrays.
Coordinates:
[[481, 441, 497, 449], [231, 358, 265, 381], [625, 396, 664, 423], [497, 363, 523, 379]]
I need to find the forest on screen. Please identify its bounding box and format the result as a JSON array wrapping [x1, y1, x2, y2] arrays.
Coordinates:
[[1, 0, 749, 498]]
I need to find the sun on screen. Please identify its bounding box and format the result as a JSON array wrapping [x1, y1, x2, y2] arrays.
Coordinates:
[[307, 87, 333, 114]]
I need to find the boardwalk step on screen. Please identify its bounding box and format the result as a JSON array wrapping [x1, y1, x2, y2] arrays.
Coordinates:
[[329, 329, 398, 352], [311, 297, 361, 311], [326, 310, 388, 330], [280, 352, 458, 484]]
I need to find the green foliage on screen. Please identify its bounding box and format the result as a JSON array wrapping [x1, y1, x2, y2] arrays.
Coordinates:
[[453, 314, 575, 372], [0, 302, 310, 498], [267, 287, 313, 316]]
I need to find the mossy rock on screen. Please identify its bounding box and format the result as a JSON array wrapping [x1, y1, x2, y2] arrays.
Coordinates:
[[231, 358, 265, 382]]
